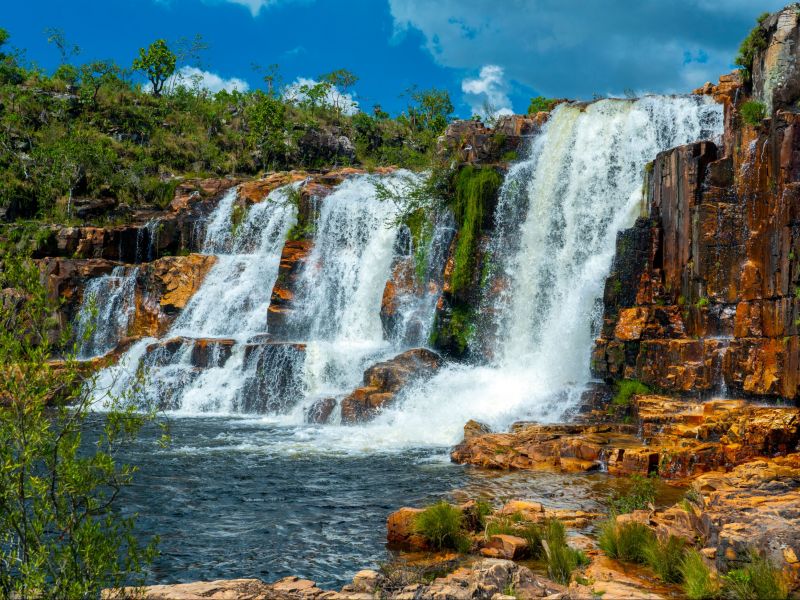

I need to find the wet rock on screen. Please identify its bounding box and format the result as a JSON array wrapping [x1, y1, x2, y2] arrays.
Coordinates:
[[340, 348, 443, 423], [386, 507, 427, 550], [306, 398, 337, 424], [73, 196, 118, 219], [752, 6, 800, 113], [190, 338, 235, 368], [266, 240, 313, 339], [239, 342, 307, 414]]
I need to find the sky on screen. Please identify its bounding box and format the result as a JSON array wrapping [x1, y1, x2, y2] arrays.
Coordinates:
[[2, 0, 789, 117]]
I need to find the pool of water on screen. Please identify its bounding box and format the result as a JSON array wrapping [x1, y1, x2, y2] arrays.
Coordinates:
[[91, 415, 682, 588]]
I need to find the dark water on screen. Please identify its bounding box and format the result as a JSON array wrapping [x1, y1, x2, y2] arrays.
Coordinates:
[[91, 416, 681, 589]]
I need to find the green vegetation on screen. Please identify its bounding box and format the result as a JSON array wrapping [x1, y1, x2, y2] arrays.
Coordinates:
[[739, 100, 767, 126], [696, 296, 710, 308], [608, 474, 657, 513], [735, 12, 771, 83], [643, 535, 687, 583], [598, 519, 654, 563], [415, 501, 471, 552], [429, 304, 476, 356], [543, 519, 589, 585], [0, 232, 159, 596], [450, 166, 502, 295], [680, 550, 720, 600], [485, 512, 543, 557], [612, 379, 651, 408], [722, 552, 788, 600], [527, 96, 560, 114], [0, 27, 454, 221]]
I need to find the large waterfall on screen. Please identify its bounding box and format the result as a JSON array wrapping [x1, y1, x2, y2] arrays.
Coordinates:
[[87, 96, 722, 451]]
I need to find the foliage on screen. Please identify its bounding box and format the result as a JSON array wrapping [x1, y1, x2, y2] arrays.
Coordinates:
[[739, 101, 766, 126], [543, 519, 588, 585], [612, 379, 650, 408], [450, 166, 502, 295], [0, 232, 158, 597], [735, 13, 771, 83], [643, 535, 687, 583], [430, 304, 476, 356], [132, 39, 176, 96], [597, 519, 655, 563], [721, 552, 788, 600], [680, 550, 721, 600], [485, 514, 543, 558], [608, 474, 657, 514], [415, 501, 470, 552], [527, 96, 559, 114]]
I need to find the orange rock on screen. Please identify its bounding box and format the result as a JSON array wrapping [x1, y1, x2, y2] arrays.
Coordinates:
[[386, 507, 427, 550]]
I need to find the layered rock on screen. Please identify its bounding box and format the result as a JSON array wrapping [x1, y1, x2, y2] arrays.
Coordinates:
[[451, 396, 800, 479], [437, 114, 545, 164], [340, 348, 442, 423]]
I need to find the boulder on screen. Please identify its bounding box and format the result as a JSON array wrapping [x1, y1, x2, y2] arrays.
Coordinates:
[[386, 507, 427, 550], [481, 534, 528, 560], [340, 348, 443, 423], [305, 398, 337, 424]]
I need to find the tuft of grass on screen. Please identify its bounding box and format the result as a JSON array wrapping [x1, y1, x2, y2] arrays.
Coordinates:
[[415, 501, 471, 552], [598, 519, 655, 564], [608, 474, 657, 514], [680, 550, 720, 600], [542, 519, 588, 585], [644, 535, 687, 583], [740, 101, 767, 126], [485, 514, 543, 558], [722, 552, 788, 600], [612, 379, 650, 407]]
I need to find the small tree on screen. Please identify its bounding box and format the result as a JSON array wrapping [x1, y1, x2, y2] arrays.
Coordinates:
[[320, 69, 358, 119], [0, 231, 158, 597], [132, 39, 176, 97], [79, 59, 121, 105]]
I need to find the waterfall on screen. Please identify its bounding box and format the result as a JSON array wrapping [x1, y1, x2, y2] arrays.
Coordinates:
[[320, 95, 723, 449], [74, 266, 138, 359]]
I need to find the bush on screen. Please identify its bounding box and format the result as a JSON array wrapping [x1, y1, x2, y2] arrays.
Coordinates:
[[416, 501, 470, 552], [527, 96, 559, 114], [608, 474, 657, 514], [722, 552, 788, 600], [735, 13, 771, 82], [612, 379, 650, 407], [740, 100, 766, 126], [598, 519, 655, 563], [644, 535, 687, 583], [680, 550, 720, 600]]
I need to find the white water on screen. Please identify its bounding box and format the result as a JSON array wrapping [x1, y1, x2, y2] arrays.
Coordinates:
[[74, 266, 138, 359], [89, 96, 723, 453]]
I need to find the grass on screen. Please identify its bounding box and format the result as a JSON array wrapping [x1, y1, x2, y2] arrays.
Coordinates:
[[740, 100, 767, 126], [415, 501, 471, 552], [485, 513, 543, 558], [543, 519, 589, 585], [680, 550, 720, 600], [722, 552, 788, 600], [644, 535, 687, 583], [608, 474, 657, 514], [612, 379, 650, 407], [598, 519, 655, 564]]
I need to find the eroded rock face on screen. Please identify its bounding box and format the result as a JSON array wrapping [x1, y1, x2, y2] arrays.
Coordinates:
[[594, 62, 800, 400], [437, 115, 546, 164], [752, 6, 800, 114], [340, 348, 442, 423], [451, 396, 800, 479]]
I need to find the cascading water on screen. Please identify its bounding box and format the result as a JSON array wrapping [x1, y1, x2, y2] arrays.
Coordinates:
[[74, 266, 138, 359], [322, 95, 723, 449]]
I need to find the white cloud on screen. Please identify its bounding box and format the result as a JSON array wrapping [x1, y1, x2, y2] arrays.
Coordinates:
[[283, 77, 359, 115], [388, 0, 788, 98], [223, 0, 274, 16], [169, 66, 250, 93], [462, 65, 514, 118]]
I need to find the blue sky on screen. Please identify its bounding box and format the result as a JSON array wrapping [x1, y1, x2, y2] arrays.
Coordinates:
[[3, 0, 788, 117]]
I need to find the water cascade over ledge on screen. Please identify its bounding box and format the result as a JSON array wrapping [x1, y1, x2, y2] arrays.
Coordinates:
[[86, 96, 723, 452]]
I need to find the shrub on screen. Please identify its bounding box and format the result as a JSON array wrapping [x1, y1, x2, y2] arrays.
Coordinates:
[[598, 519, 655, 563], [722, 552, 788, 600], [735, 13, 771, 82], [680, 550, 720, 600], [528, 96, 559, 114], [740, 100, 766, 126], [612, 379, 651, 407], [416, 501, 470, 552], [608, 474, 657, 514], [644, 535, 687, 583]]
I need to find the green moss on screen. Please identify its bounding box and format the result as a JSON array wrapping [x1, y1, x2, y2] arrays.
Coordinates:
[[740, 100, 767, 126], [735, 12, 771, 82], [612, 379, 650, 407], [404, 208, 435, 282], [449, 166, 502, 295], [696, 296, 710, 309], [430, 304, 476, 356]]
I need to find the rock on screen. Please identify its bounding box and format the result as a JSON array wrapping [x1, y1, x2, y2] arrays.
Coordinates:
[[306, 398, 336, 424], [464, 420, 492, 440], [386, 507, 427, 550], [482, 534, 529, 560], [104, 579, 275, 600], [238, 342, 307, 413], [437, 116, 544, 164], [340, 348, 442, 423], [73, 196, 118, 219], [266, 240, 313, 339], [350, 570, 380, 593], [753, 6, 800, 113]]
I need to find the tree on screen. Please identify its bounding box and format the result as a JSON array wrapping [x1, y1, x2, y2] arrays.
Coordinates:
[[132, 39, 176, 97], [0, 232, 158, 597], [404, 86, 453, 134], [79, 59, 121, 105], [246, 90, 288, 169], [44, 27, 80, 65], [320, 69, 358, 119]]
